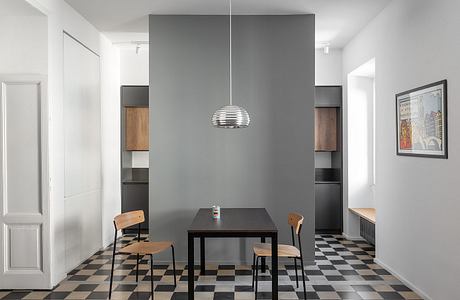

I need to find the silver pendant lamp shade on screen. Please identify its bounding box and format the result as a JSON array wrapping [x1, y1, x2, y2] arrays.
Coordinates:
[[212, 105, 250, 128], [212, 0, 250, 128]]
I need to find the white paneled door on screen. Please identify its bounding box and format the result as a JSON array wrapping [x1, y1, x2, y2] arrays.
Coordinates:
[[0, 75, 50, 289]]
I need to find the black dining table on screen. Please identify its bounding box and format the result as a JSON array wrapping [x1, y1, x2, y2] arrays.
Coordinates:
[[187, 208, 279, 300]]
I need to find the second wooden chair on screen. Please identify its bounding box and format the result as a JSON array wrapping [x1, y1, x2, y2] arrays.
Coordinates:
[[108, 210, 177, 299], [252, 212, 306, 299]]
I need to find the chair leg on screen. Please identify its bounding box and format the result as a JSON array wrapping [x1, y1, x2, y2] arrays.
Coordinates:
[[252, 253, 256, 289], [255, 256, 259, 300], [294, 257, 299, 288], [136, 253, 140, 282], [300, 256, 306, 300], [109, 251, 115, 299], [171, 245, 177, 287], [150, 254, 154, 300]]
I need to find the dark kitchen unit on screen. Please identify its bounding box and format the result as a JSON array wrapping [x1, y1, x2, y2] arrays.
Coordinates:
[[121, 85, 149, 232], [315, 86, 343, 234]]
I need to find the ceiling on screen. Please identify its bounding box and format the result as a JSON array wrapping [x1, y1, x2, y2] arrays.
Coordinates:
[[0, 0, 44, 16], [64, 0, 390, 48]]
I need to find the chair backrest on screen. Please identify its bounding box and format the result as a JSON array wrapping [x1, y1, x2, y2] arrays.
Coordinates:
[[288, 212, 304, 235], [114, 210, 145, 230]]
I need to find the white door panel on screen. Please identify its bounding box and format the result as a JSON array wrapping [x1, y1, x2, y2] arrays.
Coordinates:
[[4, 83, 42, 215], [63, 33, 102, 273], [0, 76, 50, 289], [7, 224, 42, 270], [63, 35, 101, 198], [64, 190, 101, 271]]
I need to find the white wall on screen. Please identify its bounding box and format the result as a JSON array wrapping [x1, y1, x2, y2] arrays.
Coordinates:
[[343, 0, 460, 298], [28, 0, 102, 286], [100, 35, 121, 246], [0, 16, 47, 74], [315, 49, 342, 86], [120, 47, 149, 85], [26, 0, 121, 287]]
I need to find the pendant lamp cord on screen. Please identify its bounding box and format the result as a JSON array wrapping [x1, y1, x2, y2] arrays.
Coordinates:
[[229, 0, 233, 106]]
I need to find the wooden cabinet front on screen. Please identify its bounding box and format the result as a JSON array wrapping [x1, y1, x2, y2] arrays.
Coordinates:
[[315, 107, 337, 151], [125, 107, 149, 151]]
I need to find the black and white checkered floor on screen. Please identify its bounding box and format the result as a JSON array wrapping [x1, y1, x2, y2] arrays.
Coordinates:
[[0, 235, 422, 299]]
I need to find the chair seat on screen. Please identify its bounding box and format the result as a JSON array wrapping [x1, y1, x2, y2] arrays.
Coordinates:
[[253, 243, 300, 258], [119, 241, 172, 255]]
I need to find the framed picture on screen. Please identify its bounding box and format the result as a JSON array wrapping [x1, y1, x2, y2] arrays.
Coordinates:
[[396, 80, 447, 158]]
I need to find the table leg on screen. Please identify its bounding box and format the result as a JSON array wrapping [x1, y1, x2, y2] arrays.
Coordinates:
[[200, 237, 206, 275], [271, 233, 278, 300], [188, 233, 195, 300], [260, 237, 266, 273]]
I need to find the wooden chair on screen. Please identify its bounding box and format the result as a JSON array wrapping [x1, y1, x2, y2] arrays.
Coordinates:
[[252, 213, 306, 299], [109, 210, 176, 299]]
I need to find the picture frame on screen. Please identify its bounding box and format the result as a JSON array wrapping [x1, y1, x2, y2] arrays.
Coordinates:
[[396, 80, 448, 159]]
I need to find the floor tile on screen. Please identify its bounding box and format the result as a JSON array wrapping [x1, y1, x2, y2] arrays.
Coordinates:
[[337, 291, 362, 299], [44, 292, 72, 299], [317, 291, 340, 299], [22, 292, 51, 300], [357, 291, 383, 299], [378, 291, 404, 299], [2, 292, 34, 300], [64, 292, 91, 299], [399, 291, 423, 300], [86, 292, 109, 299]]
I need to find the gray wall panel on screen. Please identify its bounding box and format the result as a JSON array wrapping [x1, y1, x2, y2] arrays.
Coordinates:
[[149, 15, 315, 263]]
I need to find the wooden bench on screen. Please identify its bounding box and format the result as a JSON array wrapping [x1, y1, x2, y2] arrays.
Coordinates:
[[349, 208, 376, 245], [349, 208, 376, 224]]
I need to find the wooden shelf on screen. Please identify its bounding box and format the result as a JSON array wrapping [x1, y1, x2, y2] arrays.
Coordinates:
[[349, 208, 376, 224]]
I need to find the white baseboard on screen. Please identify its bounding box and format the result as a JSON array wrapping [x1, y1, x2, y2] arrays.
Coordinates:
[[374, 258, 430, 300], [342, 232, 364, 241]]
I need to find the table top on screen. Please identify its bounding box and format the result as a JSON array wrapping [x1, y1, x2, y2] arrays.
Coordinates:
[[188, 208, 278, 234]]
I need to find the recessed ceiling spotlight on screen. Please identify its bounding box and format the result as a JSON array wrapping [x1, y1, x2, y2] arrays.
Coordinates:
[[112, 41, 148, 54], [316, 41, 331, 54]]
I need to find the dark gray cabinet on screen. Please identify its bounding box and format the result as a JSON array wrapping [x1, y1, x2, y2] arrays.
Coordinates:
[[122, 183, 149, 231], [315, 86, 342, 107], [121, 86, 149, 107], [360, 218, 375, 245], [315, 183, 341, 232]]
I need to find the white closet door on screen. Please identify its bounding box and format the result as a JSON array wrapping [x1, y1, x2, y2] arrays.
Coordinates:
[[63, 33, 102, 272], [0, 75, 50, 289]]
